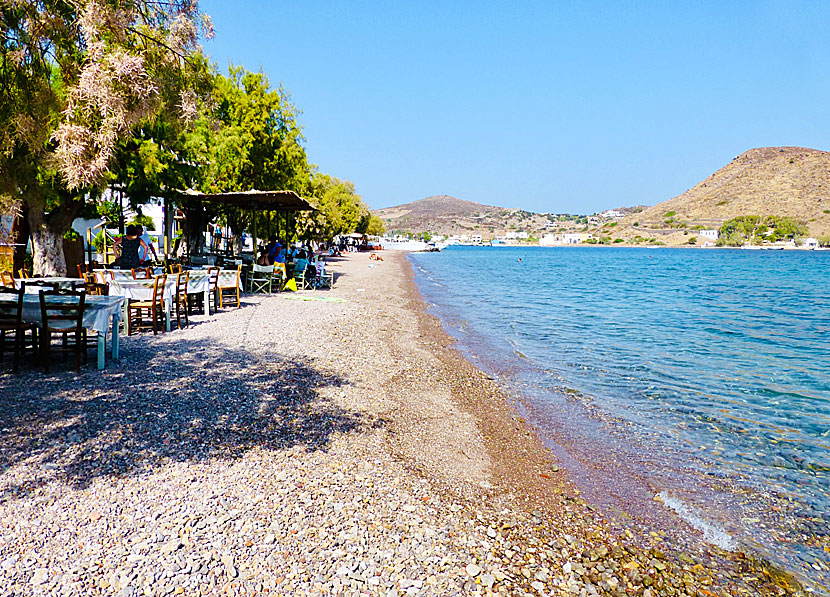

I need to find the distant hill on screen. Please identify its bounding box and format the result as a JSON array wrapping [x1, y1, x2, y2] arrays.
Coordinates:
[[375, 147, 830, 244], [612, 146, 830, 244], [373, 195, 552, 240]]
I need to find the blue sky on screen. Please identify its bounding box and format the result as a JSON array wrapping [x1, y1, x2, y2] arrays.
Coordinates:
[[199, 1, 830, 213]]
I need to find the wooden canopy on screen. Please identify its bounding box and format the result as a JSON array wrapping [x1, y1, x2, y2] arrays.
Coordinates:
[[174, 189, 316, 211]]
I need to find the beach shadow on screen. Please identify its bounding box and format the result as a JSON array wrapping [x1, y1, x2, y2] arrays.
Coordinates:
[[0, 338, 374, 498]]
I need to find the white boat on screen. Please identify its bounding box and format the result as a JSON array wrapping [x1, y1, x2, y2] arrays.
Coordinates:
[[381, 238, 434, 251]]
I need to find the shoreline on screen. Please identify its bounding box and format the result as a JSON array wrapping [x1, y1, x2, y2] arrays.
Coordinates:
[[0, 252, 806, 595]]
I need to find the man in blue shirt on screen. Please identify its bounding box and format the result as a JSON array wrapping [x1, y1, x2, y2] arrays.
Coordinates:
[[266, 236, 284, 265]]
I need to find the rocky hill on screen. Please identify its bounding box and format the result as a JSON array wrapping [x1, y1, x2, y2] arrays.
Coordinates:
[[374, 147, 830, 245], [373, 195, 552, 240], [610, 147, 830, 244]]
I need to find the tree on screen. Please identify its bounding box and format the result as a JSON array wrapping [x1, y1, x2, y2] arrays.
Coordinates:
[[185, 66, 311, 255], [297, 174, 372, 242], [0, 1, 211, 274], [717, 215, 806, 246]]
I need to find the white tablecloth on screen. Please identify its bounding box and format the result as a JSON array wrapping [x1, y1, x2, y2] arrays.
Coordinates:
[[186, 269, 240, 292], [17, 294, 125, 333], [108, 279, 176, 304]]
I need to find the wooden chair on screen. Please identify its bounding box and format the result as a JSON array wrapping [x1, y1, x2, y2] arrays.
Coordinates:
[[218, 265, 242, 308], [127, 274, 167, 335], [38, 288, 86, 373], [0, 286, 38, 372], [167, 262, 182, 274], [174, 270, 189, 329], [1, 271, 16, 288], [132, 267, 152, 280], [15, 269, 28, 279], [82, 281, 109, 296]]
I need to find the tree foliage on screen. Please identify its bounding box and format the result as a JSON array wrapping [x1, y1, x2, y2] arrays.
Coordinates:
[[295, 173, 381, 242], [185, 66, 311, 253], [0, 0, 211, 274], [717, 215, 807, 246]]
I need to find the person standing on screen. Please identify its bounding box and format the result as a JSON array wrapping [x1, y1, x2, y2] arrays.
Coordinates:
[[135, 225, 158, 264], [117, 225, 146, 270]]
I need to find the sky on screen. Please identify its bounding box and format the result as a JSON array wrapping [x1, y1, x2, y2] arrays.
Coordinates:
[[199, 0, 830, 214]]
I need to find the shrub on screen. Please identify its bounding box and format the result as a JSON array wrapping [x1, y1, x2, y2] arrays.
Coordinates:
[[613, 238, 625, 243], [687, 236, 697, 245], [664, 211, 676, 217]]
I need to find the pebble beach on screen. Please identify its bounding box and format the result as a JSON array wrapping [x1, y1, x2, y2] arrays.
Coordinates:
[[0, 252, 806, 596]]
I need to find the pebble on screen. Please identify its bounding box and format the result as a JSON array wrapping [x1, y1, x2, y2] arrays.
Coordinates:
[[0, 254, 810, 597]]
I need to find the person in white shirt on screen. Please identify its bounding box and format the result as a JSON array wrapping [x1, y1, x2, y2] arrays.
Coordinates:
[[135, 225, 158, 263]]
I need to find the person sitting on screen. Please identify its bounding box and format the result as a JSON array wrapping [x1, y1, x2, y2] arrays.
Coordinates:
[[293, 250, 316, 282], [256, 247, 270, 266]]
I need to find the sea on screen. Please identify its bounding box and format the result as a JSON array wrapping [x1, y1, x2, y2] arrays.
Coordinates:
[[408, 245, 830, 591]]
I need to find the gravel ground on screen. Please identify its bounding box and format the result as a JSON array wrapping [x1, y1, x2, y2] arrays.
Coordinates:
[[0, 253, 806, 596]]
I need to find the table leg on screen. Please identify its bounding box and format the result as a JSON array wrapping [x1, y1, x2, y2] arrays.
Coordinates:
[[97, 333, 105, 370], [204, 289, 211, 315], [165, 298, 172, 331], [112, 312, 120, 360], [123, 299, 131, 336]]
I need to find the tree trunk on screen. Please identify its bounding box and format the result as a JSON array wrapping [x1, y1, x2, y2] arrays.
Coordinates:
[[11, 213, 30, 275], [178, 200, 210, 257], [25, 191, 83, 276], [31, 225, 67, 276]]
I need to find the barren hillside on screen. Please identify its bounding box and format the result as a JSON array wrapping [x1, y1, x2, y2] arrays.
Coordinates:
[[374, 195, 551, 240], [612, 147, 830, 244]]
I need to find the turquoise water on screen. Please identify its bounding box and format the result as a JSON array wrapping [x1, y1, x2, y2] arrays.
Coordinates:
[[409, 246, 830, 589]]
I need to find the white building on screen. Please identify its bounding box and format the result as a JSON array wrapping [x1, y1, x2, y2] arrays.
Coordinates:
[[700, 229, 719, 240], [470, 235, 483, 244], [504, 231, 529, 240], [539, 233, 589, 246], [601, 209, 623, 219]]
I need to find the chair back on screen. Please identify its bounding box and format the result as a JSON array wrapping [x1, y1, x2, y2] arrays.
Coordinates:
[[39, 288, 85, 333], [21, 280, 59, 293], [207, 266, 219, 291], [168, 263, 182, 274], [15, 269, 29, 279], [252, 264, 272, 274], [83, 281, 109, 296], [132, 267, 153, 280], [151, 274, 168, 305], [1, 271, 16, 288], [175, 270, 189, 297], [0, 285, 24, 328]]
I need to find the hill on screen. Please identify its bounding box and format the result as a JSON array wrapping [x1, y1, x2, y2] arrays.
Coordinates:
[[373, 195, 552, 240], [610, 146, 830, 244]]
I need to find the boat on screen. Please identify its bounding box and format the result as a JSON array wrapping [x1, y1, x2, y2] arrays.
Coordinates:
[[380, 238, 435, 252]]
